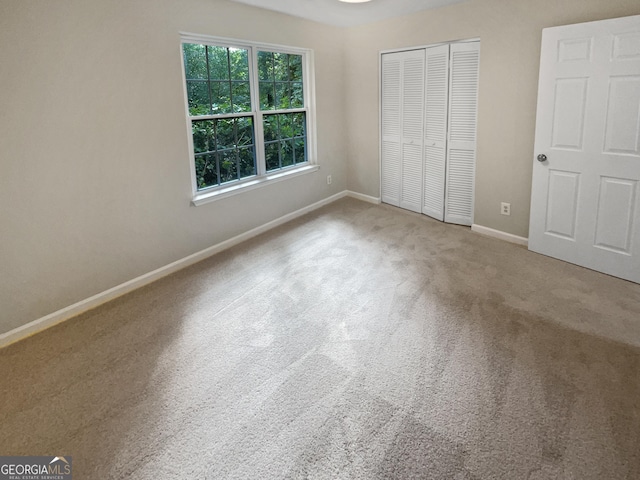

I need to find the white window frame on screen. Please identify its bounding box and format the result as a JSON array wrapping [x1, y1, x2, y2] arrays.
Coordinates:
[[179, 33, 318, 206]]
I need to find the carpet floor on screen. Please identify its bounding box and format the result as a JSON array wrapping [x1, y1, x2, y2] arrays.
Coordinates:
[[1, 198, 640, 479]]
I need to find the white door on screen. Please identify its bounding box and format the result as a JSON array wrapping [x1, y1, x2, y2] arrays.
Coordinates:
[[423, 44, 450, 221], [381, 50, 425, 213], [381, 53, 402, 207], [444, 42, 480, 226], [422, 42, 480, 225], [529, 15, 640, 283]]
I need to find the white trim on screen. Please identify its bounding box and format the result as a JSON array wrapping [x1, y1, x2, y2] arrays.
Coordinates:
[[192, 164, 319, 206], [472, 224, 529, 246], [378, 52, 383, 202], [179, 32, 311, 56], [0, 191, 350, 349], [346, 190, 381, 204]]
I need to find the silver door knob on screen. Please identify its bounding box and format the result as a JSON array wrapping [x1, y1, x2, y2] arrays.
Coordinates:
[[537, 154, 547, 162]]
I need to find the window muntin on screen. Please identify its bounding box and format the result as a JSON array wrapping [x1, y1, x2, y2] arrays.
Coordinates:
[[181, 36, 312, 195]]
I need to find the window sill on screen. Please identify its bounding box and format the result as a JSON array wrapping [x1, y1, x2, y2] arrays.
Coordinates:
[[191, 164, 320, 206]]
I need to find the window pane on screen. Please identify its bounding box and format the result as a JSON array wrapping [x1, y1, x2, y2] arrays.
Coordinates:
[[211, 81, 231, 114], [183, 44, 208, 80], [273, 52, 288, 81], [236, 116, 254, 148], [257, 51, 273, 81], [260, 82, 275, 110], [232, 81, 251, 113], [239, 146, 256, 177], [263, 115, 277, 142], [291, 82, 304, 108], [216, 118, 235, 150], [294, 138, 306, 164], [195, 153, 219, 189], [187, 80, 211, 116], [275, 82, 290, 110], [192, 120, 215, 154], [281, 139, 294, 167], [265, 142, 280, 171], [219, 149, 238, 183], [229, 48, 249, 81], [208, 46, 229, 80], [279, 113, 292, 139], [289, 55, 302, 81], [292, 112, 305, 137]]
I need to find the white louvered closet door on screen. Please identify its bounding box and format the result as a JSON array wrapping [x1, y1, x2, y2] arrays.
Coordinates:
[[381, 50, 425, 213], [381, 54, 402, 207], [423, 45, 450, 221], [400, 50, 426, 213], [444, 42, 480, 226], [381, 42, 478, 224]]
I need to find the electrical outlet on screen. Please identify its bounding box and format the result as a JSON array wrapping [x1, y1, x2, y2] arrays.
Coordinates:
[[327, 175, 332, 185], [501, 202, 511, 216]]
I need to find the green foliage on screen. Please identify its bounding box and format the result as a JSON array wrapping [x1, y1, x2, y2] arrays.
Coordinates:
[[265, 142, 279, 171], [257, 51, 304, 110], [183, 43, 207, 79], [194, 154, 218, 189], [192, 116, 256, 190], [183, 43, 251, 115], [263, 112, 307, 172]]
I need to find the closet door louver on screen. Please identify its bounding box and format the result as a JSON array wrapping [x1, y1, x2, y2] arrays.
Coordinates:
[[381, 54, 402, 207], [444, 42, 480, 226], [423, 45, 450, 221]]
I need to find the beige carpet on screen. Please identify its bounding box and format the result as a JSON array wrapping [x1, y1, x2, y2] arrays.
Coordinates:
[[2, 198, 640, 479]]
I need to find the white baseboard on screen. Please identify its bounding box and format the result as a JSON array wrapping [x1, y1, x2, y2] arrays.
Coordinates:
[[0, 191, 351, 349], [472, 224, 529, 246], [346, 190, 381, 204]]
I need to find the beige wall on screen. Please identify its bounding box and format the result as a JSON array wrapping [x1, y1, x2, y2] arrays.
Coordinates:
[[0, 0, 347, 334], [2, 0, 640, 336], [345, 0, 640, 238]]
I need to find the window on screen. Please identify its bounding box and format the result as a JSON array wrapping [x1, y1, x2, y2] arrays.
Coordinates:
[[180, 34, 316, 203]]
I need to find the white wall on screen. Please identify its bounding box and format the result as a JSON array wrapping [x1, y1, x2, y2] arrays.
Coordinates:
[[0, 0, 347, 334], [344, 0, 640, 238]]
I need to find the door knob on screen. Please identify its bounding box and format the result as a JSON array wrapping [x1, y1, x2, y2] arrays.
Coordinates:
[[537, 154, 547, 162]]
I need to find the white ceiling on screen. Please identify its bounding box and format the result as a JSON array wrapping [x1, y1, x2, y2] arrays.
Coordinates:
[[229, 0, 469, 28]]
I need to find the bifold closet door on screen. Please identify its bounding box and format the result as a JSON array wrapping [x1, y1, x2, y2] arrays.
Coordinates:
[[381, 50, 426, 213], [382, 42, 479, 223], [444, 42, 480, 226], [423, 45, 450, 221]]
